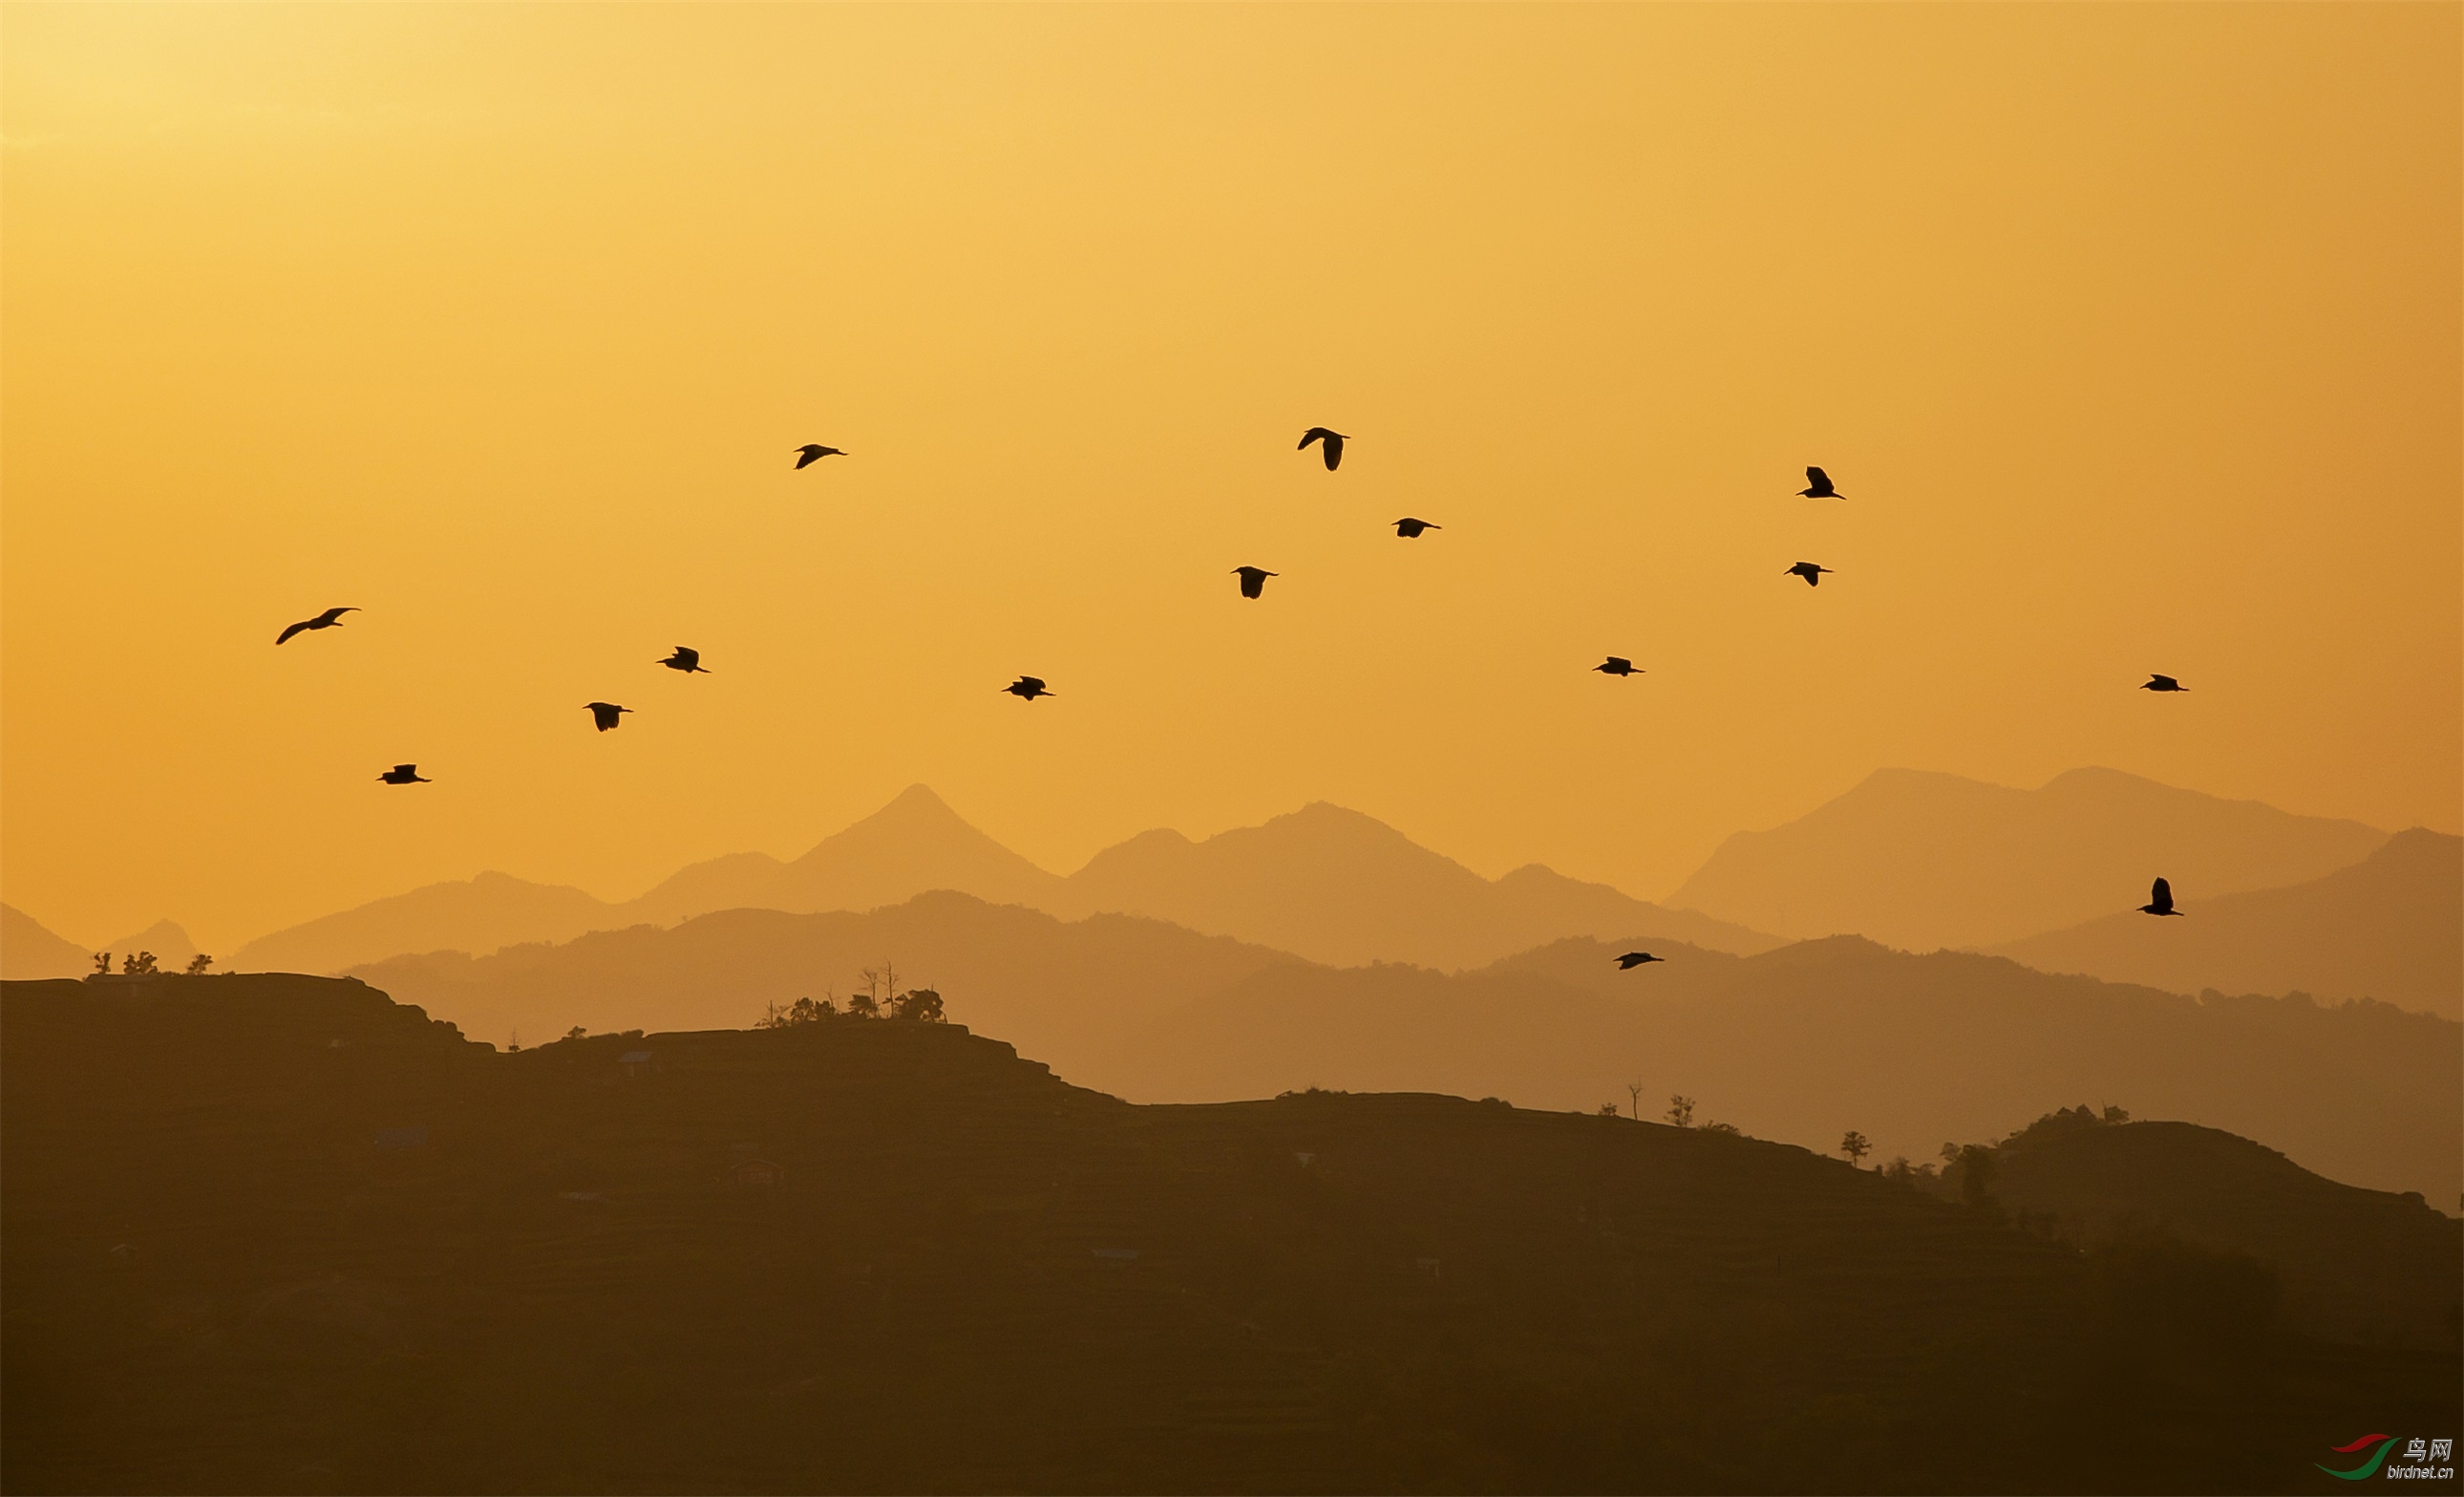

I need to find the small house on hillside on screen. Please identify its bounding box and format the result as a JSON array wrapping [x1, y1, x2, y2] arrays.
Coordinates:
[[617, 1050, 654, 1079], [732, 1159, 783, 1187]]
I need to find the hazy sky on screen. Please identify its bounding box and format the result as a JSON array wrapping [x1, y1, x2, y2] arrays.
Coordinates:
[[5, 3, 2457, 952]]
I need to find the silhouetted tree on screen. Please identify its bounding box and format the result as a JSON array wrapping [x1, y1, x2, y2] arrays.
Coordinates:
[[1954, 1144, 1997, 1208], [2101, 1104, 2130, 1124], [564, 1025, 587, 1040], [124, 951, 158, 975], [1702, 1121, 1741, 1136], [91, 952, 111, 975], [184, 954, 212, 975], [1625, 1080, 1645, 1120], [847, 991, 881, 1019], [1666, 1095, 1694, 1128], [889, 988, 945, 1023], [1839, 1130, 1872, 1166], [1597, 1102, 1621, 1118]]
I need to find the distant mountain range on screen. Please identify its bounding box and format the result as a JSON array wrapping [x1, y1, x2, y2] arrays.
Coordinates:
[[1, 907, 202, 979], [352, 890, 2459, 1204], [238, 784, 1780, 974], [1, 905, 90, 979], [1667, 766, 2389, 952], [1987, 828, 2462, 1020]]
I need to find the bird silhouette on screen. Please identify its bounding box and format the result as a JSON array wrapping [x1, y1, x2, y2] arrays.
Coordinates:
[[1595, 656, 1640, 676], [794, 444, 845, 468], [657, 647, 710, 674], [1786, 562, 1833, 587], [1392, 517, 1440, 538], [2141, 674, 2188, 693], [1798, 466, 1845, 499], [2138, 877, 2182, 916], [1004, 675, 1053, 701], [586, 702, 630, 732], [275, 607, 357, 645], [1233, 567, 1277, 599], [1615, 952, 1664, 970], [376, 764, 430, 785], [1298, 427, 1348, 471]]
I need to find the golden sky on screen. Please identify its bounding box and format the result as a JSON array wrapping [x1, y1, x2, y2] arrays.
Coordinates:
[[5, 3, 2457, 952]]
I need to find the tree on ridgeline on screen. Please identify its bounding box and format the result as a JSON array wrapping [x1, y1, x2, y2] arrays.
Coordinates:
[[1625, 1080, 1645, 1120], [184, 954, 212, 975], [123, 952, 158, 976], [1840, 1131, 1872, 1167], [91, 952, 111, 975], [889, 987, 945, 1023], [1666, 1095, 1694, 1128]]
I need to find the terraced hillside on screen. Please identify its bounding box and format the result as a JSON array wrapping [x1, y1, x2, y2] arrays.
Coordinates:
[[4, 974, 2453, 1494]]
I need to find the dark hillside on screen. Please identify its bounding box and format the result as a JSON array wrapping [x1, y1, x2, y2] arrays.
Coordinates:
[[4, 975, 2453, 1494], [1977, 1110, 2461, 1349]]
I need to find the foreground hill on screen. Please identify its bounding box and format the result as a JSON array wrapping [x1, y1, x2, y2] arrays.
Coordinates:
[[1967, 1108, 2459, 1349], [351, 893, 2459, 1203], [1987, 828, 2463, 1019], [240, 785, 1779, 974], [1, 904, 90, 980], [5, 974, 2452, 1494], [1667, 766, 2388, 952]]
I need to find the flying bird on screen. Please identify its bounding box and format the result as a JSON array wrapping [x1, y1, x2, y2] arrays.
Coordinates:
[[1798, 466, 1845, 500], [1004, 675, 1053, 701], [1786, 562, 1833, 587], [2138, 877, 2182, 917], [1392, 518, 1440, 538], [586, 702, 630, 732], [275, 607, 357, 645], [1298, 427, 1348, 471], [2141, 674, 2188, 693], [794, 444, 845, 468], [1615, 952, 1664, 970], [1595, 656, 1640, 676], [376, 764, 430, 785], [657, 647, 710, 674], [1233, 567, 1277, 599]]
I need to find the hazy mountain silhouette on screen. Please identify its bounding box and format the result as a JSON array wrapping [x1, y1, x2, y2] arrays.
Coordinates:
[[1986, 828, 2462, 1019], [351, 891, 1308, 1084], [1667, 766, 2389, 951], [8, 973, 2452, 1493], [1054, 801, 1779, 967], [96, 919, 202, 972], [1, 904, 90, 979], [232, 871, 621, 975], [626, 783, 1066, 924], [349, 892, 2456, 1203], [237, 785, 1779, 974], [1975, 1108, 2459, 1349]]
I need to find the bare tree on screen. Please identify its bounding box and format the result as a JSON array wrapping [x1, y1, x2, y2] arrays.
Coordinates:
[[1839, 1130, 1872, 1166], [1666, 1095, 1694, 1128], [1625, 1080, 1645, 1120]]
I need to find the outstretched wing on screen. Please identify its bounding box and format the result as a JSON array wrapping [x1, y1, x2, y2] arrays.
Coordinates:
[[796, 448, 819, 468], [674, 647, 698, 668], [1805, 466, 1829, 486], [1321, 433, 1343, 470], [316, 607, 356, 626], [1298, 428, 1327, 450], [276, 619, 310, 645]]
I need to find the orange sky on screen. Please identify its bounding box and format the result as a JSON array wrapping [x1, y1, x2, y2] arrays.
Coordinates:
[[5, 3, 2457, 952]]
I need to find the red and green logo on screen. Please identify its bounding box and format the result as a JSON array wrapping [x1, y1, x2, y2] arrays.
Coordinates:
[[2318, 1434, 2397, 1481]]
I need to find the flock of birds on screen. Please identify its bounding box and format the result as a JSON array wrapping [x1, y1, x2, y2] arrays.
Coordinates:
[[275, 433, 2198, 972]]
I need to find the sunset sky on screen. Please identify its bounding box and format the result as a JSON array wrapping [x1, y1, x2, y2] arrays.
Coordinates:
[[5, 3, 2457, 952]]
